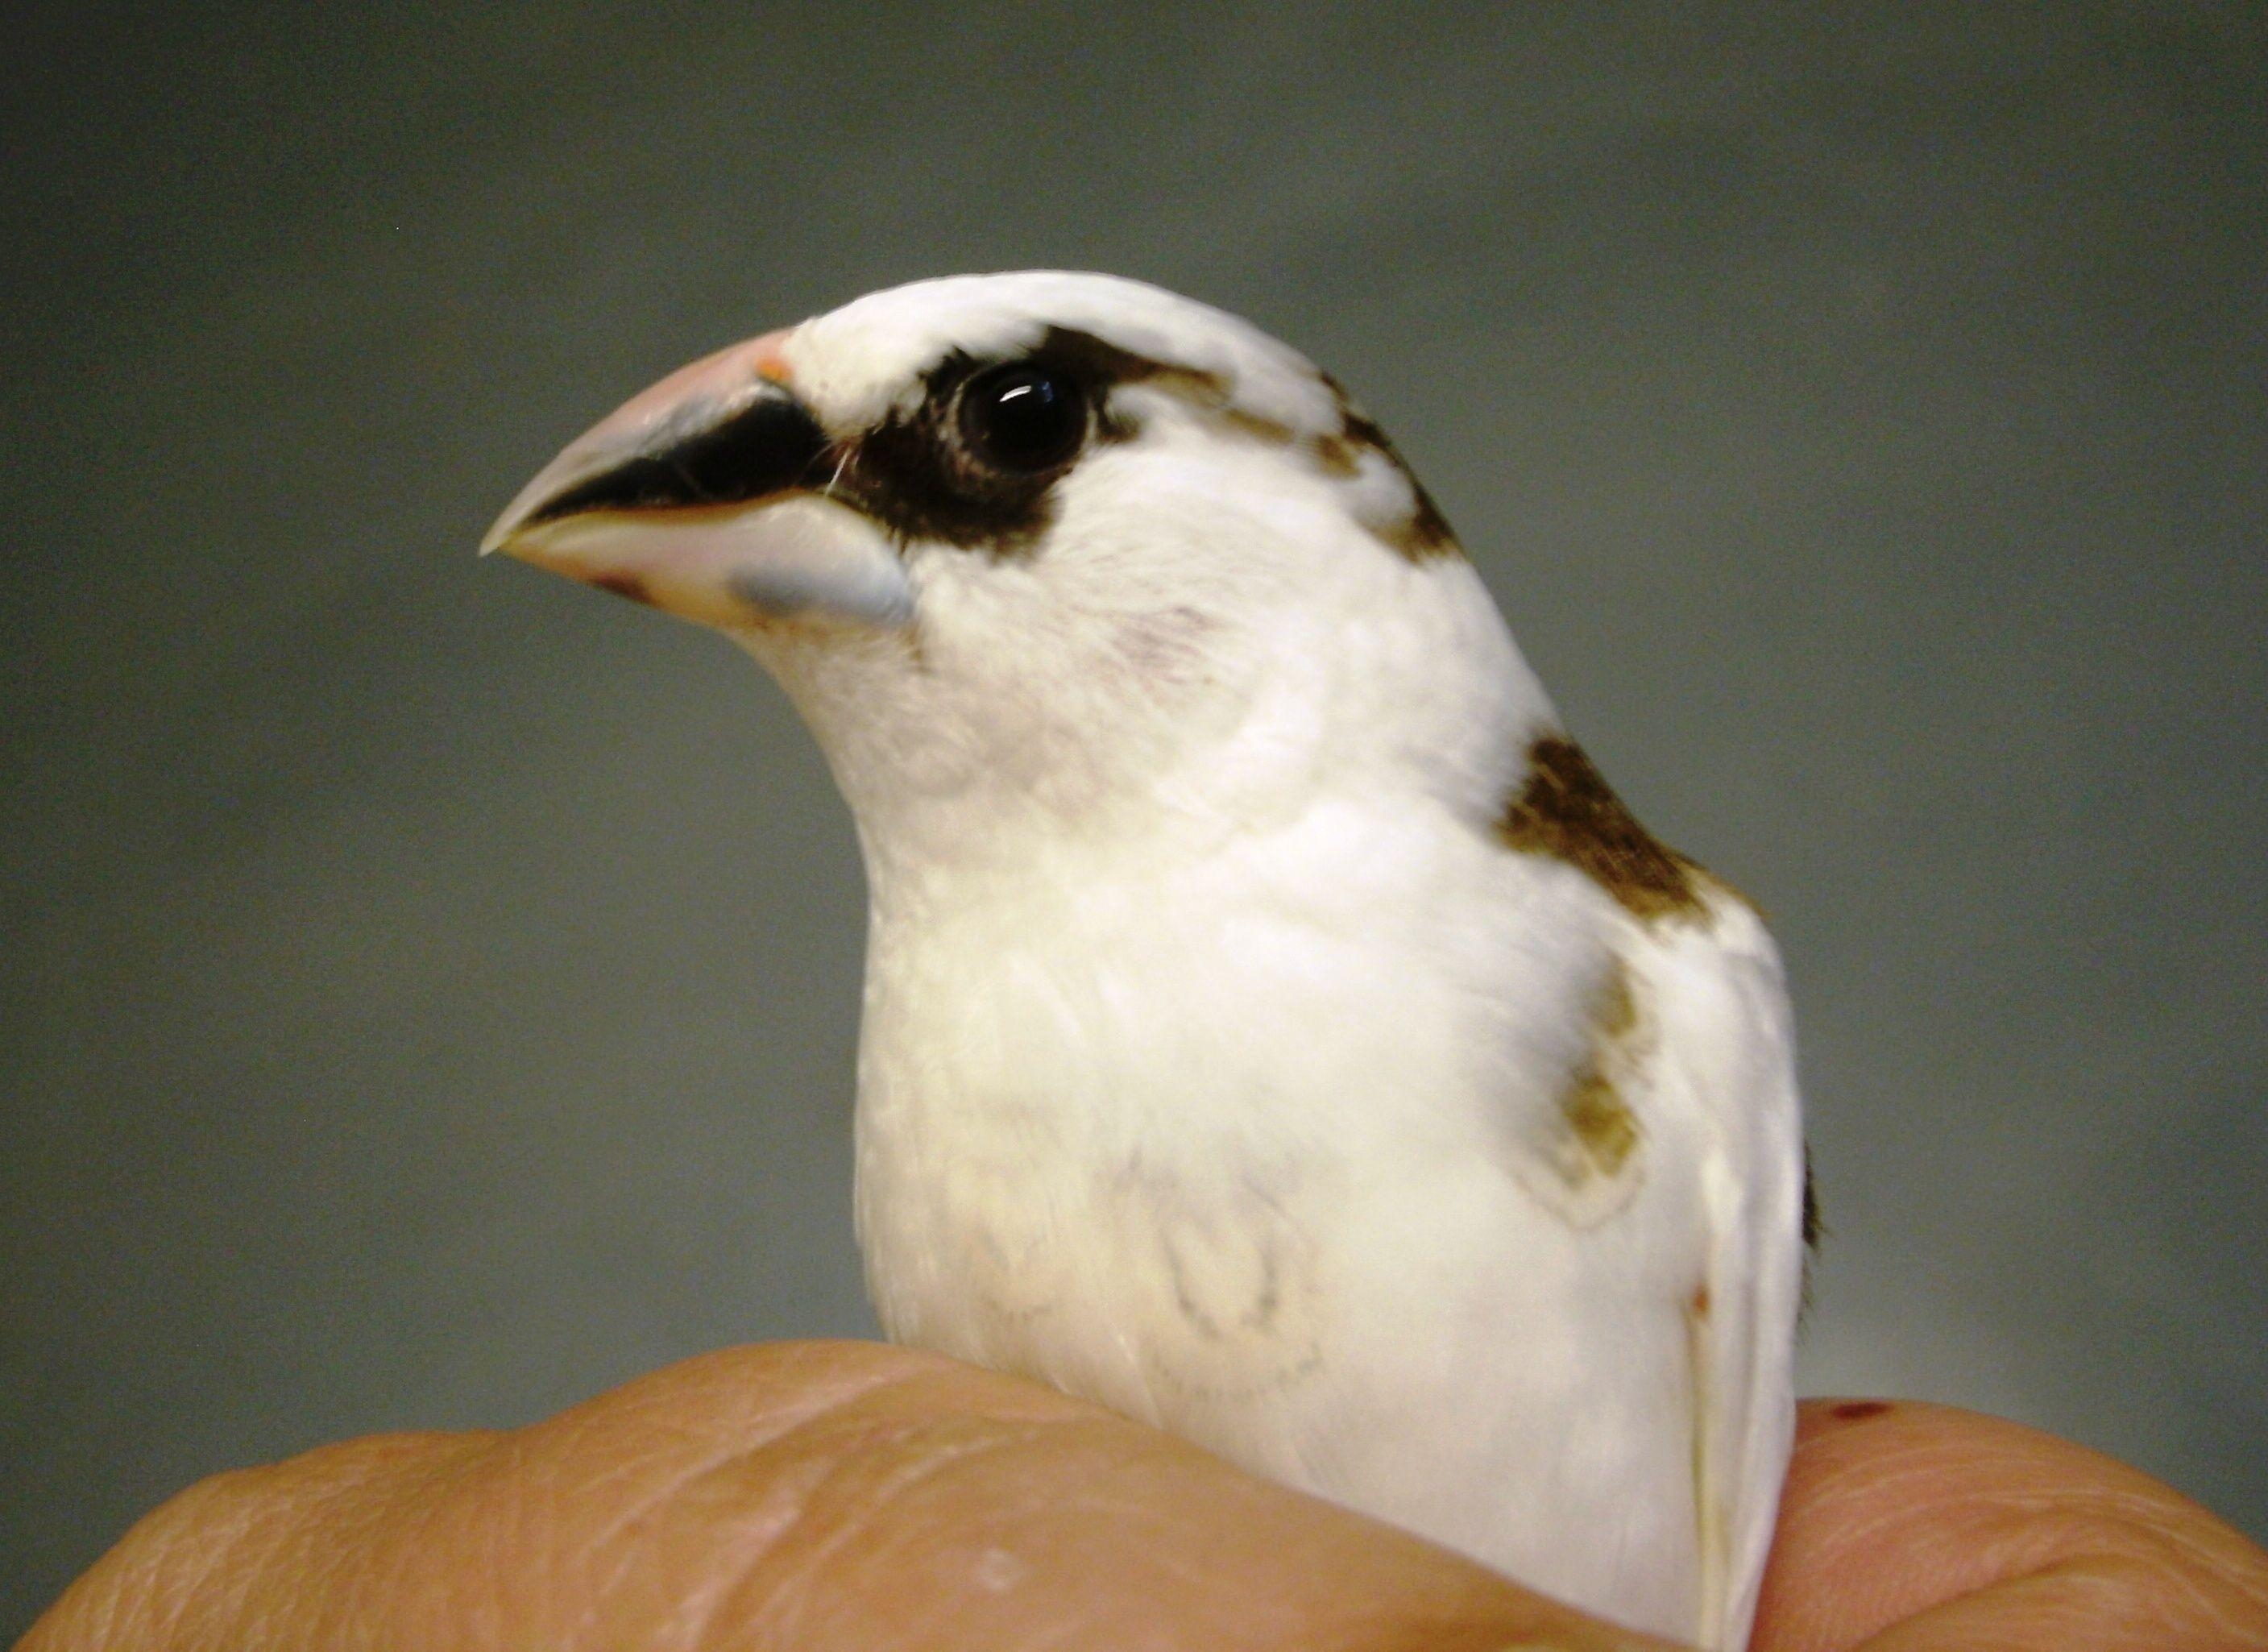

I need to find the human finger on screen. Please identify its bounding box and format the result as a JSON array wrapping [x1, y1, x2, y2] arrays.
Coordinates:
[[24, 1339, 1675, 1652], [1752, 1397, 2268, 1651]]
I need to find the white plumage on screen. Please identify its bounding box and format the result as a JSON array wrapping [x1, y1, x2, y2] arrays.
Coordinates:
[[486, 272, 1807, 1649]]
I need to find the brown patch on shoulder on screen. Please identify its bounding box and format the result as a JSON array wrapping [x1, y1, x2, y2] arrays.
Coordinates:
[[1511, 957, 1652, 1227], [1562, 1078, 1640, 1177], [1560, 963, 1643, 1179], [1497, 737, 1706, 922]]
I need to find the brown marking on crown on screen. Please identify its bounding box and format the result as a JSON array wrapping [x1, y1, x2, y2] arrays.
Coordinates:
[[1497, 737, 1707, 921], [1061, 340, 1463, 559], [1209, 405, 1298, 446], [1033, 329, 1250, 446], [1559, 961, 1644, 1181], [1038, 333, 1310, 462], [1038, 338, 1463, 560]]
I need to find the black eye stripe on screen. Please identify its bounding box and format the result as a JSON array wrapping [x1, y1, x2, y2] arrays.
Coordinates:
[[828, 334, 1127, 554], [824, 327, 1461, 563], [520, 328, 1463, 568]]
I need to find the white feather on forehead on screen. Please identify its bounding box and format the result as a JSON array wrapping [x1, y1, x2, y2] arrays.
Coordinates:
[[782, 271, 1345, 438]]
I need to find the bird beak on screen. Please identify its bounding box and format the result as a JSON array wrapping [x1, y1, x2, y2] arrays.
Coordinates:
[[480, 330, 914, 630]]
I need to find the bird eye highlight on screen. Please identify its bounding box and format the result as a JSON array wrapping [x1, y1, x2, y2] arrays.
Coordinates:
[[956, 363, 1088, 475]]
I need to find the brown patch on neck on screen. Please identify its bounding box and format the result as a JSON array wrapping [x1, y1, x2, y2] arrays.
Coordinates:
[[1374, 485, 1458, 560], [1325, 377, 1464, 564], [1308, 432, 1361, 476], [1497, 737, 1705, 921]]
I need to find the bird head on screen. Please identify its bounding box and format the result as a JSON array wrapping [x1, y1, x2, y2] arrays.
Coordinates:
[[485, 272, 1548, 875]]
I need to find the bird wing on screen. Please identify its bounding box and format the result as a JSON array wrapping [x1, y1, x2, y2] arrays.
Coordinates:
[[1652, 891, 1808, 1651]]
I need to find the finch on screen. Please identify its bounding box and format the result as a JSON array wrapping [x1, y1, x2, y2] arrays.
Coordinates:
[[486, 272, 1809, 1650]]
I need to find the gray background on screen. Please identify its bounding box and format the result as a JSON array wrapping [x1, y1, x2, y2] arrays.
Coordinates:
[[4, 1, 2262, 1634]]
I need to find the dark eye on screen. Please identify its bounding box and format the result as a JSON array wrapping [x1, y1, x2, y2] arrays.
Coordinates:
[[957, 363, 1088, 474]]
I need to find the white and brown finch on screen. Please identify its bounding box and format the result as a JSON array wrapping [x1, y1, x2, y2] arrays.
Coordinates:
[[486, 272, 1810, 1650]]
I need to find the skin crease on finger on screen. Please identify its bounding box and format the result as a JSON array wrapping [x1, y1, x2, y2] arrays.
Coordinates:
[[20, 1347, 2268, 1652]]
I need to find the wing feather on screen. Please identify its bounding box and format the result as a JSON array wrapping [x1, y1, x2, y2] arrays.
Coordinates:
[[1650, 894, 1807, 1650]]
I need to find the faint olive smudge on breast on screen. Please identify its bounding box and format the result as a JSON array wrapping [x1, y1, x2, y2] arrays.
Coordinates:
[[1117, 1164, 1325, 1401]]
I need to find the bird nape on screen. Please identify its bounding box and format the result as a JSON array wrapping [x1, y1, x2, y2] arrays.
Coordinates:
[[485, 270, 1807, 1652]]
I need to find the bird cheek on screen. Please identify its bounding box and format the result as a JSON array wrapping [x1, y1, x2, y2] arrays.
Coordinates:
[[502, 495, 915, 632]]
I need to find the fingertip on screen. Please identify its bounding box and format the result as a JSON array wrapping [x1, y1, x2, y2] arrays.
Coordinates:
[[1761, 1400, 2268, 1651]]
